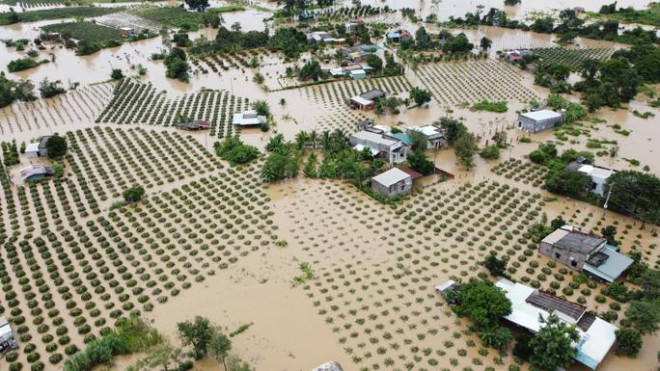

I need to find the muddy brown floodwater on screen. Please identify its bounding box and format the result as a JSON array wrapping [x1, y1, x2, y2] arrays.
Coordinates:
[[1, 1, 659, 371]]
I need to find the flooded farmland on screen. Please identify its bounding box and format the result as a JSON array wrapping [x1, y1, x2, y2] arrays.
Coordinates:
[[0, 1, 659, 371]]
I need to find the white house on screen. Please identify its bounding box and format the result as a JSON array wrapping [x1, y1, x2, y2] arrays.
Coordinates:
[[566, 162, 615, 196], [0, 317, 18, 354], [495, 278, 617, 370], [371, 168, 413, 197], [349, 130, 410, 163], [517, 110, 564, 133], [232, 110, 267, 127], [26, 142, 41, 158], [312, 361, 343, 371], [406, 125, 448, 149]]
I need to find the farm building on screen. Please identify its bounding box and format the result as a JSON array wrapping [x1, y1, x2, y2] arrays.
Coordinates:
[[386, 30, 412, 43], [349, 69, 367, 80], [0, 317, 18, 355], [350, 89, 387, 110], [26, 136, 50, 158], [342, 45, 380, 63], [41, 31, 60, 42], [516, 110, 564, 133], [232, 110, 267, 127], [312, 361, 343, 371], [20, 165, 54, 182], [495, 278, 617, 370], [349, 130, 410, 163], [119, 27, 136, 37], [371, 168, 415, 197], [406, 125, 448, 149], [176, 120, 211, 131], [540, 226, 633, 282], [566, 161, 615, 196]]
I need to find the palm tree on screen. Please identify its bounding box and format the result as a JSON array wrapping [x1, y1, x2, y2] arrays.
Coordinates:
[[308, 130, 318, 150], [295, 131, 309, 150], [321, 130, 332, 152]]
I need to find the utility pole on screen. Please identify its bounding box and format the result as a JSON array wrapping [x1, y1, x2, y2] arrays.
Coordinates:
[[602, 182, 615, 219]]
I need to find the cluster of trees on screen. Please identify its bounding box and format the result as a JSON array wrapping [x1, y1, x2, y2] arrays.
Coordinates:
[[398, 27, 474, 54], [123, 185, 146, 204], [0, 72, 36, 108], [604, 170, 660, 226], [7, 57, 48, 72], [1, 141, 19, 166], [261, 134, 301, 182], [165, 47, 191, 82], [64, 317, 164, 371], [528, 142, 596, 197], [545, 94, 587, 124], [39, 78, 66, 99], [214, 137, 260, 165], [534, 62, 572, 93], [451, 280, 514, 349], [574, 57, 641, 111], [191, 26, 308, 59], [438, 117, 477, 169]]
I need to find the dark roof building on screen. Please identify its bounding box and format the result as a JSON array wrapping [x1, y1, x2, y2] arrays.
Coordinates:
[[176, 120, 211, 131]]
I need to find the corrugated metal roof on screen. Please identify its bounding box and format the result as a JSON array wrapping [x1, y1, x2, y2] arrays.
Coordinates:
[[583, 245, 634, 282]]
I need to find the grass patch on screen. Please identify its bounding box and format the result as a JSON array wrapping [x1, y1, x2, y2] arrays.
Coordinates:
[[632, 110, 655, 119], [7, 57, 49, 72], [229, 323, 253, 338], [0, 7, 122, 25], [132, 6, 211, 29], [209, 5, 246, 14], [294, 263, 314, 283], [41, 21, 122, 44], [471, 100, 508, 113]]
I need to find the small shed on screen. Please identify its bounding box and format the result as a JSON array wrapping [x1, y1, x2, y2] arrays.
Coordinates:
[[176, 120, 211, 131], [119, 27, 136, 37], [0, 317, 18, 355], [20, 165, 54, 182], [26, 142, 40, 158], [349, 69, 367, 80], [312, 361, 343, 371], [371, 168, 413, 197], [517, 110, 563, 133], [232, 110, 267, 127], [350, 95, 375, 110]]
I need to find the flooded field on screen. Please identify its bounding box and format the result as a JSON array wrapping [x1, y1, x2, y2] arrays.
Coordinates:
[[0, 1, 659, 371]]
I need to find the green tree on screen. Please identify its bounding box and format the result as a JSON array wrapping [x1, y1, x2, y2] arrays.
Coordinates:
[[127, 343, 182, 371], [45, 134, 67, 158], [177, 316, 215, 359], [550, 216, 566, 231], [454, 280, 512, 330], [52, 162, 64, 180], [483, 254, 507, 276], [545, 168, 592, 196], [209, 331, 232, 370], [601, 225, 617, 245], [226, 356, 255, 371], [478, 325, 513, 349], [298, 60, 324, 81], [529, 315, 580, 371], [39, 78, 65, 98], [625, 300, 660, 334], [615, 327, 643, 357], [479, 145, 500, 160], [214, 137, 260, 165], [407, 149, 435, 176], [123, 185, 145, 204], [480, 36, 492, 50], [185, 0, 210, 12], [454, 132, 478, 169], [438, 117, 467, 143], [261, 153, 298, 182], [252, 100, 270, 116], [409, 87, 432, 107], [365, 54, 383, 72], [110, 68, 124, 80]]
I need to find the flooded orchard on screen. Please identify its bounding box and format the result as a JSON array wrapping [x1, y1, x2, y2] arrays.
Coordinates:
[[0, 1, 659, 371]]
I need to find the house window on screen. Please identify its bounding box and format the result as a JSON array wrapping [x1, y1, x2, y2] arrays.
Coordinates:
[[555, 253, 561, 259]]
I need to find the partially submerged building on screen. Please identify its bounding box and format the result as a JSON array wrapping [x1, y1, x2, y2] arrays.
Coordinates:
[[20, 165, 54, 182], [516, 110, 564, 133], [119, 27, 136, 37], [312, 361, 343, 371], [0, 317, 18, 355], [566, 161, 615, 196], [350, 89, 386, 110], [232, 110, 267, 127], [540, 226, 633, 282], [307, 31, 344, 44], [176, 120, 211, 131], [26, 136, 50, 158], [496, 278, 617, 370], [349, 130, 410, 163], [371, 167, 419, 197], [406, 125, 448, 149]]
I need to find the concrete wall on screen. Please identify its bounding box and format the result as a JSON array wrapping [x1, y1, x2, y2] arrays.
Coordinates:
[[539, 241, 587, 270], [517, 115, 563, 133], [372, 178, 412, 197]]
